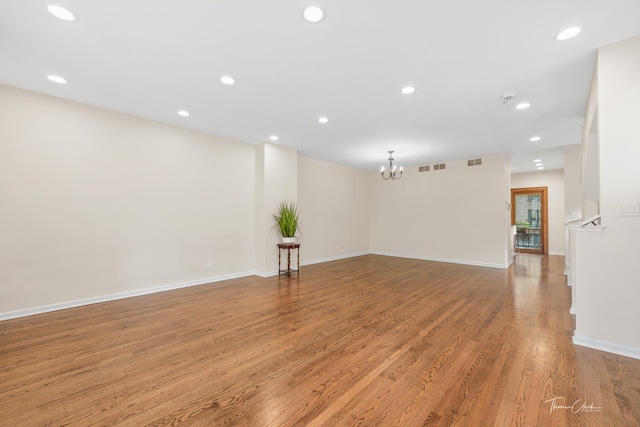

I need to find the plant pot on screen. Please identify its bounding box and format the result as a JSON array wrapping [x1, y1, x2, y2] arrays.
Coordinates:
[[282, 237, 296, 244]]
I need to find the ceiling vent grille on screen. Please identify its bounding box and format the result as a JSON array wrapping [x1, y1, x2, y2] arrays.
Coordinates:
[[418, 165, 430, 172], [467, 158, 482, 166], [434, 163, 446, 171]]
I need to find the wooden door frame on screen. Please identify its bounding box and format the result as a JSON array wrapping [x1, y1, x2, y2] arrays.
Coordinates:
[[511, 186, 548, 254]]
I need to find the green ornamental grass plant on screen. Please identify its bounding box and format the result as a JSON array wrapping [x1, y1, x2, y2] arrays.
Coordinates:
[[272, 201, 300, 238]]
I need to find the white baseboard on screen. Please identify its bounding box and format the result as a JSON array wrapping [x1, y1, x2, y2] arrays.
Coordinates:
[[573, 335, 640, 360], [371, 251, 511, 269], [548, 251, 565, 256], [301, 251, 369, 266], [254, 270, 278, 278], [0, 271, 255, 322], [254, 251, 370, 278]]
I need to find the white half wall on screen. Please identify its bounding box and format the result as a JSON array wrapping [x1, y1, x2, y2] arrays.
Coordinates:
[[297, 156, 370, 263], [370, 155, 511, 268], [511, 169, 566, 255], [573, 35, 640, 354], [0, 85, 256, 314]]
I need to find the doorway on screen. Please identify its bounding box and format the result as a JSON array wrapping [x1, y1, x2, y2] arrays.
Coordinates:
[[511, 187, 548, 254]]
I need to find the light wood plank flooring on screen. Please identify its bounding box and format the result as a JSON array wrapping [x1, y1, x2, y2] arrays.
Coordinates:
[[1, 254, 639, 426]]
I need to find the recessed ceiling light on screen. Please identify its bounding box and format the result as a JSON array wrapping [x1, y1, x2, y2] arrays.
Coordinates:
[[401, 86, 415, 95], [537, 166, 545, 170], [556, 27, 581, 41], [533, 159, 542, 163], [220, 76, 235, 85], [47, 5, 77, 22], [515, 102, 531, 110], [177, 110, 190, 117], [529, 136, 541, 142], [303, 6, 325, 23], [318, 116, 329, 124], [47, 75, 67, 84], [269, 135, 278, 141]]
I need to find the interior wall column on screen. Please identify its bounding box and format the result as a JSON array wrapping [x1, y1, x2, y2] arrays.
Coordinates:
[[254, 143, 298, 275]]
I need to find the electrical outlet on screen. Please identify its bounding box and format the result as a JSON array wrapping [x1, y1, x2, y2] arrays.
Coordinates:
[[204, 262, 215, 270]]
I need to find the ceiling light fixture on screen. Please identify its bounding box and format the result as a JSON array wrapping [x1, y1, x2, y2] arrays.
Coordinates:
[[556, 26, 581, 41], [530, 136, 541, 142], [380, 151, 403, 181], [220, 76, 235, 85], [47, 75, 66, 84], [537, 166, 545, 170], [47, 4, 77, 21], [401, 86, 415, 95], [318, 116, 329, 124], [177, 110, 190, 117], [515, 102, 531, 110], [269, 135, 279, 141], [303, 6, 325, 23], [533, 159, 542, 163]]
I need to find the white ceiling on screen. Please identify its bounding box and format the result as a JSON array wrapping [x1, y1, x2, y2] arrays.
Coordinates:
[[1, 1, 639, 173]]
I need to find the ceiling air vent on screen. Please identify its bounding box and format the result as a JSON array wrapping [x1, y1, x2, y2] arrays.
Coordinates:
[[468, 158, 482, 166], [418, 165, 430, 172], [434, 163, 446, 171]]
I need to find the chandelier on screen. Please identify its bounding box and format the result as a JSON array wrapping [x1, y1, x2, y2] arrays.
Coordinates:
[[380, 151, 403, 180]]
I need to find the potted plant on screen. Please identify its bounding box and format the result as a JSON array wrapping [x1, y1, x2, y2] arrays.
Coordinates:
[[272, 200, 300, 244]]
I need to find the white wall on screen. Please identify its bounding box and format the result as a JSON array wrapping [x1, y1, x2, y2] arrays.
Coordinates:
[[370, 155, 511, 268], [0, 84, 521, 319], [573, 35, 640, 355], [564, 145, 583, 221], [0, 85, 256, 314], [511, 169, 566, 255], [564, 144, 583, 294], [254, 143, 298, 275], [297, 156, 370, 263]]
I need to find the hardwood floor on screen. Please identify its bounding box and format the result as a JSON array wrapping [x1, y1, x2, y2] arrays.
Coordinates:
[[1, 254, 639, 426]]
